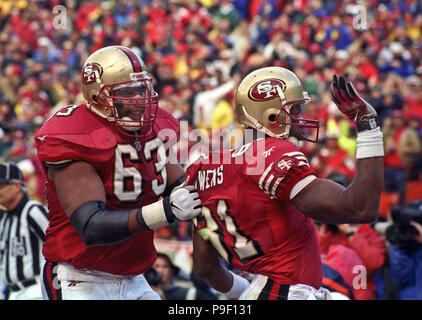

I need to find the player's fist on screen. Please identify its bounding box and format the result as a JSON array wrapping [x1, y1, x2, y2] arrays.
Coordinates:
[[166, 185, 201, 221], [330, 74, 378, 131]]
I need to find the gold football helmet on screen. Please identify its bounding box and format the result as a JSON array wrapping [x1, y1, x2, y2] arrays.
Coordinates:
[[235, 67, 319, 142], [81, 45, 158, 137]]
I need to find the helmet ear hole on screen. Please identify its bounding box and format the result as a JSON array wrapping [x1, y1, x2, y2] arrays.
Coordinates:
[[268, 114, 277, 122]]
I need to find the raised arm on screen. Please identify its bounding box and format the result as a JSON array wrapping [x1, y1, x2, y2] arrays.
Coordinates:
[[292, 75, 384, 224], [292, 157, 383, 224]]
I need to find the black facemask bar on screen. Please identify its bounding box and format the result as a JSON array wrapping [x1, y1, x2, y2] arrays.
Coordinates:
[[95, 73, 159, 138], [274, 86, 320, 143]]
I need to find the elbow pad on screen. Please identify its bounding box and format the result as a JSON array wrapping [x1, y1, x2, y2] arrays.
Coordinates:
[[70, 201, 133, 246]]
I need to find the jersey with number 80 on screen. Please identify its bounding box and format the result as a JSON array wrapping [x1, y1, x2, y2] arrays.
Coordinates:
[[186, 137, 322, 289], [35, 104, 179, 275]]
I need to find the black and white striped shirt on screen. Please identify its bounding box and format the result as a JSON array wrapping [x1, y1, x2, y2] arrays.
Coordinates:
[[0, 195, 48, 288]]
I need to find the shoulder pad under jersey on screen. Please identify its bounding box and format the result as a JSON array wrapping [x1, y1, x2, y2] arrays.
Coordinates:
[[152, 107, 180, 142], [35, 104, 117, 163]]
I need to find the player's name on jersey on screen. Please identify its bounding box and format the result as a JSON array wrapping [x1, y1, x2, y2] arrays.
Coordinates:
[[195, 165, 224, 191]]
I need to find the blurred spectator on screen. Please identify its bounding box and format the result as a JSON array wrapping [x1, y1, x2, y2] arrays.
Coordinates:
[[152, 249, 216, 300], [192, 78, 235, 129], [387, 200, 422, 300], [317, 172, 386, 299], [32, 37, 60, 69], [397, 115, 422, 176], [405, 86, 422, 122], [152, 249, 195, 300], [311, 129, 356, 180], [322, 244, 365, 300], [210, 91, 235, 130], [324, 16, 353, 50], [0, 65, 21, 106], [389, 239, 422, 300], [209, 0, 240, 32], [144, 267, 166, 300], [316, 222, 349, 259], [382, 110, 408, 205], [316, 221, 386, 300], [345, 223, 387, 299], [379, 42, 415, 78], [407, 116, 422, 180]]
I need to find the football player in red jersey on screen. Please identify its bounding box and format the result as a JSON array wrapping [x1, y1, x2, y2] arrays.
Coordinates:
[[34, 46, 201, 300], [188, 67, 384, 300]]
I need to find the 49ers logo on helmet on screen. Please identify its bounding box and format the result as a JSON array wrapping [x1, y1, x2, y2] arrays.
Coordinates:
[[82, 63, 103, 85], [248, 79, 286, 101]]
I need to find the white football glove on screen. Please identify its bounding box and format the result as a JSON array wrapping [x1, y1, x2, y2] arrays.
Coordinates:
[[166, 185, 202, 221]]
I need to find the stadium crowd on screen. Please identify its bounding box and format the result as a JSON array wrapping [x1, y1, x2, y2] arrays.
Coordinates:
[[0, 0, 421, 299]]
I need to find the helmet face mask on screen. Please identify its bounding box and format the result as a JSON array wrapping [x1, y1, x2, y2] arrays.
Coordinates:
[[235, 67, 320, 143], [275, 101, 320, 142], [81, 46, 158, 138], [97, 74, 158, 136]]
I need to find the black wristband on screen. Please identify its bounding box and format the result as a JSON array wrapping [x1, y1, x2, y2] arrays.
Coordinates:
[[135, 208, 151, 230], [162, 196, 176, 223], [356, 118, 378, 132], [163, 175, 185, 197], [136, 198, 174, 231], [136, 199, 175, 230]]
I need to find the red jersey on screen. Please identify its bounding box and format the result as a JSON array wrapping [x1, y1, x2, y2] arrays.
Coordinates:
[[34, 104, 179, 275], [384, 127, 406, 169], [186, 138, 322, 289]]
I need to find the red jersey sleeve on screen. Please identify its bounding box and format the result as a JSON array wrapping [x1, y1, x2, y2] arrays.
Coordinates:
[[34, 105, 117, 165], [246, 139, 316, 202]]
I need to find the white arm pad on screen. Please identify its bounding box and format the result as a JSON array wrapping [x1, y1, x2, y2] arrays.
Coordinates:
[[356, 127, 384, 159], [218, 272, 250, 300], [138, 199, 171, 231], [138, 186, 201, 231]]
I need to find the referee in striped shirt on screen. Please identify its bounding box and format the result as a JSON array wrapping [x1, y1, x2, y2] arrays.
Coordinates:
[[0, 162, 48, 299]]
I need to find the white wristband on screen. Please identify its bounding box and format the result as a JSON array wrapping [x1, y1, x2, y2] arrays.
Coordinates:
[[219, 272, 250, 300], [356, 127, 384, 159], [137, 199, 170, 231]]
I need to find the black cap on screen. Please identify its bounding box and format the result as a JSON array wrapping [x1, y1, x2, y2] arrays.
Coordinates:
[[0, 162, 25, 185]]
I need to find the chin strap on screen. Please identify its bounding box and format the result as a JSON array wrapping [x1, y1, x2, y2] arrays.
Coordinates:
[[86, 101, 111, 119], [260, 126, 288, 139], [241, 106, 289, 140], [242, 105, 263, 129]]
